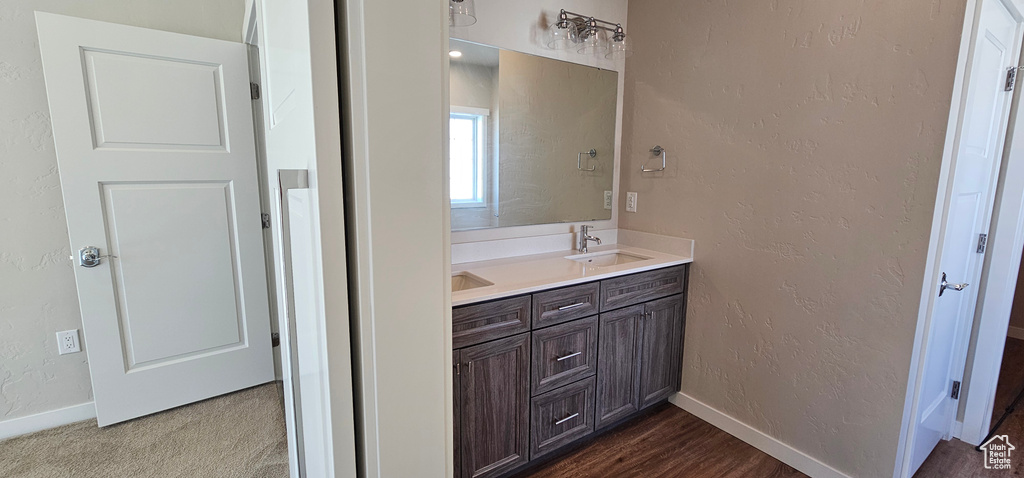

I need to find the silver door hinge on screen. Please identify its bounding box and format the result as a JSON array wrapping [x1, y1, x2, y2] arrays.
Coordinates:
[[977, 233, 988, 254], [250, 82, 261, 100], [1007, 67, 1017, 92], [261, 213, 271, 229], [271, 332, 280, 347], [951, 380, 961, 400]]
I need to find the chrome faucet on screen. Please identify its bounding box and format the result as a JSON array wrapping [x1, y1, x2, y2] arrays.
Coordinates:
[[578, 225, 602, 253]]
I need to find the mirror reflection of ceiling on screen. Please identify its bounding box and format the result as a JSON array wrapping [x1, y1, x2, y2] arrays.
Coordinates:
[[450, 41, 498, 67]]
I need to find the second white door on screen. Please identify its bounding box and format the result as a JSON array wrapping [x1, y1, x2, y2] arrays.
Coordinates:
[[36, 13, 275, 426]]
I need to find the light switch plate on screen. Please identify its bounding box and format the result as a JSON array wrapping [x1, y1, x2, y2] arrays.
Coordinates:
[[626, 192, 638, 212], [604, 191, 613, 210], [57, 329, 81, 355]]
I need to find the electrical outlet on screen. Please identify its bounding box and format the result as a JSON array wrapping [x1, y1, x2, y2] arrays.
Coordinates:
[[57, 329, 81, 355], [626, 192, 638, 213], [604, 191, 613, 210]]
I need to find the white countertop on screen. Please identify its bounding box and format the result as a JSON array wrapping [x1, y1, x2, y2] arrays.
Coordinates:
[[451, 243, 693, 306]]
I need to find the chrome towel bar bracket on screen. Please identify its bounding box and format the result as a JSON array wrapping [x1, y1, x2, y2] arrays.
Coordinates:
[[641, 145, 667, 172], [577, 148, 597, 171]]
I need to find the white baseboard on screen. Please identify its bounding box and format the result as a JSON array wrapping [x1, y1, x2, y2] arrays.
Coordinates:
[[1007, 326, 1024, 340], [670, 392, 850, 478], [0, 402, 96, 441]]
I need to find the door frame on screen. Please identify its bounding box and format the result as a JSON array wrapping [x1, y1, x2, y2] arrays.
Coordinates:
[[895, 0, 1024, 475], [242, 0, 357, 476]]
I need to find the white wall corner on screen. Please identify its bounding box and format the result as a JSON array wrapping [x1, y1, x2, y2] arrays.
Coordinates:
[[0, 402, 96, 441], [669, 392, 850, 478]]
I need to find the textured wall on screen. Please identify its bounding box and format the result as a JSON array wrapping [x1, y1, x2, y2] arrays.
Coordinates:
[[0, 0, 244, 422], [497, 50, 617, 227], [619, 1, 964, 476]]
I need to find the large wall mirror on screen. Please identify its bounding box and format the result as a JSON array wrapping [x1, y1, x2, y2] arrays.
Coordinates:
[[449, 39, 618, 231]]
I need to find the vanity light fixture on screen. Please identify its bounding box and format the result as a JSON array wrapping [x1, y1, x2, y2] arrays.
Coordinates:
[[545, 9, 632, 59], [449, 0, 477, 27]]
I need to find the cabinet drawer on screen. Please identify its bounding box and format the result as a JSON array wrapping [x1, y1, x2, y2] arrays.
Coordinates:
[[453, 295, 531, 349], [600, 265, 686, 311], [530, 376, 595, 460], [531, 317, 598, 395], [532, 282, 600, 329]]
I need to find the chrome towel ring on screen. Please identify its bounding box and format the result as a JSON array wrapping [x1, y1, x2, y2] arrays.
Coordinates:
[[577, 148, 597, 171], [641, 145, 667, 172]]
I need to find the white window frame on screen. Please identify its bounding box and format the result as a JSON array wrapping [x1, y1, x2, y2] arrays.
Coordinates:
[[449, 106, 489, 209]]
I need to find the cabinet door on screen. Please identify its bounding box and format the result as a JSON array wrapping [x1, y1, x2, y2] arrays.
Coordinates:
[[460, 333, 531, 478], [453, 349, 461, 478], [595, 304, 644, 429], [639, 295, 685, 409]]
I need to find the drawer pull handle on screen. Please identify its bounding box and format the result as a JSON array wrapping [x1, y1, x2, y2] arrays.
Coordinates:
[[554, 413, 579, 425], [556, 351, 582, 362], [557, 302, 588, 311]]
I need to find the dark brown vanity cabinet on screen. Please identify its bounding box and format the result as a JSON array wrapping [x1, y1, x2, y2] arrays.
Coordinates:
[[458, 333, 531, 478], [453, 264, 688, 478]]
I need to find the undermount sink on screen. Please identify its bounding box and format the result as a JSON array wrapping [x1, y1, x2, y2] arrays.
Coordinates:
[[452, 272, 493, 292], [565, 250, 652, 267]]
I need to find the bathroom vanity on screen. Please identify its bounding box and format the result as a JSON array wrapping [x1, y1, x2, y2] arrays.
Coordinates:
[[447, 32, 692, 478], [451, 246, 691, 478]]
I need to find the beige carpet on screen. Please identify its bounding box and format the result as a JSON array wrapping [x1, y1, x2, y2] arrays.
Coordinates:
[[0, 383, 288, 478]]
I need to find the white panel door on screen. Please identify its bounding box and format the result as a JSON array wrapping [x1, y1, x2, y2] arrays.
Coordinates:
[[908, 0, 1022, 473], [36, 12, 274, 426]]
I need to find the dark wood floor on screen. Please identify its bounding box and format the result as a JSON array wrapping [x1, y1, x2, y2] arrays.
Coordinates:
[[993, 337, 1024, 423], [518, 338, 1024, 478], [522, 405, 804, 478], [914, 337, 1024, 477]]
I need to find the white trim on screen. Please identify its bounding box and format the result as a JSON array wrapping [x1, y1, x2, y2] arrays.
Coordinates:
[[1008, 326, 1024, 340], [0, 402, 96, 441], [450, 105, 489, 117], [669, 393, 849, 478]]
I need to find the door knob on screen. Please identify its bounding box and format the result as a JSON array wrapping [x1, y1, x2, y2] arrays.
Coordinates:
[[77, 246, 116, 268], [939, 272, 969, 297]]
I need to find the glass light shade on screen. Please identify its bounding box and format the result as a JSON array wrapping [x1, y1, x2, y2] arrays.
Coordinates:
[[545, 21, 578, 50], [577, 29, 608, 56], [449, 0, 476, 27], [605, 36, 633, 59]]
